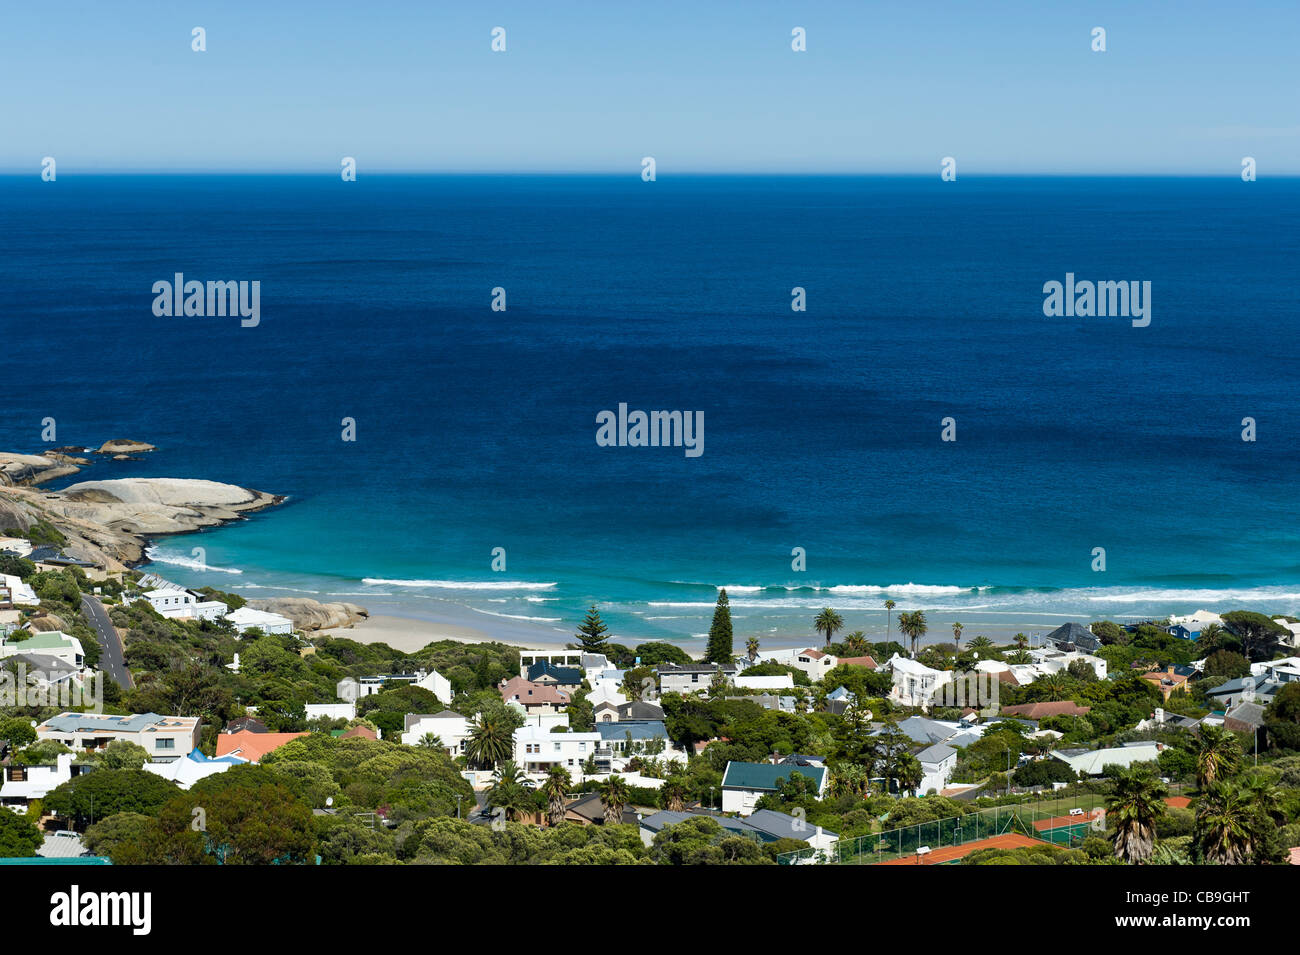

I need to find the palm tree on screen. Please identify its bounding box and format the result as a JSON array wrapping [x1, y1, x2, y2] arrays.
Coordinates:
[[830, 762, 868, 798], [599, 774, 630, 824], [485, 760, 532, 822], [952, 621, 963, 651], [1196, 782, 1254, 864], [897, 610, 928, 658], [661, 776, 688, 812], [1194, 725, 1241, 791], [541, 765, 571, 827], [465, 711, 514, 770], [884, 599, 896, 644], [814, 607, 844, 647], [1013, 632, 1029, 651], [745, 637, 760, 662], [1107, 768, 1167, 863], [1241, 773, 1282, 823], [844, 631, 869, 655], [968, 635, 994, 654], [418, 733, 445, 750], [1037, 673, 1068, 701]]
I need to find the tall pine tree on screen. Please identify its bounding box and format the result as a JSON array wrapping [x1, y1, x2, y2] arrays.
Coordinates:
[[575, 604, 611, 653], [706, 589, 734, 663]]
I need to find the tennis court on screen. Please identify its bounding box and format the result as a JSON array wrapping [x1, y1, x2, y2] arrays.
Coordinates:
[[876, 833, 1043, 864]]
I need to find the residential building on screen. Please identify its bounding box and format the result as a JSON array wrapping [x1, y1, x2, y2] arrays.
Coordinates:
[[500, 676, 571, 715], [226, 606, 294, 635], [214, 729, 307, 763], [1042, 622, 1101, 653], [734, 674, 795, 692], [401, 710, 472, 756], [524, 660, 583, 691], [916, 743, 958, 794], [1140, 664, 1194, 700], [0, 631, 85, 668], [143, 749, 247, 789], [656, 662, 737, 695], [518, 650, 585, 677], [594, 719, 673, 756], [886, 655, 954, 708], [305, 702, 357, 722], [36, 711, 200, 763], [999, 701, 1092, 721], [720, 760, 828, 815], [513, 723, 602, 777], [1052, 742, 1163, 776], [0, 753, 95, 808]]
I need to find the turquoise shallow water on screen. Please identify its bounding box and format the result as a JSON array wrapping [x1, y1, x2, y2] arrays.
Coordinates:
[[4, 174, 1299, 647]]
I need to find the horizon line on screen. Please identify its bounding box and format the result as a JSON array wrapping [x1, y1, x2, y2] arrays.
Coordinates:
[[2, 169, 1296, 179]]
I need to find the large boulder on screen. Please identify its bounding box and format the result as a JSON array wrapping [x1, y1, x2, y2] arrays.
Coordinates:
[[246, 597, 368, 632], [96, 440, 156, 455]]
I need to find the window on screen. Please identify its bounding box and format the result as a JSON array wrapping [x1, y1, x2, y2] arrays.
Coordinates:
[[156, 738, 175, 750]]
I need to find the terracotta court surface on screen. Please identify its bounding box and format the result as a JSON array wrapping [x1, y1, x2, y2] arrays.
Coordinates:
[[1165, 796, 1192, 809], [875, 833, 1043, 865], [1032, 809, 1100, 831]]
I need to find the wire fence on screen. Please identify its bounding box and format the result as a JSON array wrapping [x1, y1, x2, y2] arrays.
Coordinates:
[[777, 793, 1106, 865]]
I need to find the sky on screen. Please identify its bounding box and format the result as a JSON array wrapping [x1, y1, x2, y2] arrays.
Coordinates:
[[1, 0, 1297, 174]]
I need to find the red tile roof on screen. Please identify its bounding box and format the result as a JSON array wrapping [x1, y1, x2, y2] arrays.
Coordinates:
[[214, 730, 307, 763], [500, 676, 571, 707], [999, 701, 1092, 720]]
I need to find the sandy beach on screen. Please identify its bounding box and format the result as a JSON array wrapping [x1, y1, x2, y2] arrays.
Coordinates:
[[316, 613, 562, 653]]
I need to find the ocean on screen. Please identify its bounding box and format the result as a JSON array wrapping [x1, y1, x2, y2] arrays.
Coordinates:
[[3, 174, 1299, 648]]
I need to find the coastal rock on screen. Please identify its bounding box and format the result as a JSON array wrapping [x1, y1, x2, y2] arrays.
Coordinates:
[[0, 453, 82, 487], [97, 440, 156, 455], [0, 473, 283, 571], [247, 597, 368, 632]]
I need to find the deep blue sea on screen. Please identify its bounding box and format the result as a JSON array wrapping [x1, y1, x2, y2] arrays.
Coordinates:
[[3, 175, 1299, 647]]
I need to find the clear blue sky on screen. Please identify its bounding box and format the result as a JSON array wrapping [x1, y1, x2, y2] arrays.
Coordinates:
[[3, 0, 1297, 174]]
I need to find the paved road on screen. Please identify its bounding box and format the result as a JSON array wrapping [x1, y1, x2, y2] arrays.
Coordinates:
[[80, 593, 133, 690]]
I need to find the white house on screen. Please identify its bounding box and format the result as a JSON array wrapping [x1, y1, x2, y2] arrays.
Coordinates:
[[0, 631, 85, 668], [790, 648, 839, 681], [414, 669, 453, 705], [401, 710, 472, 756], [887, 655, 954, 708], [916, 743, 958, 795], [227, 606, 294, 635], [513, 723, 603, 779], [0, 753, 89, 809], [734, 674, 796, 692], [1271, 619, 1300, 650], [0, 573, 39, 606], [35, 711, 202, 763], [142, 749, 247, 789], [720, 760, 828, 816], [305, 702, 356, 722], [1052, 742, 1163, 776], [137, 589, 194, 618], [656, 663, 737, 695]]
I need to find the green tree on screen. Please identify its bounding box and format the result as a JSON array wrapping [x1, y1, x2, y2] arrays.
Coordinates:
[[705, 590, 734, 664], [814, 607, 844, 648], [575, 605, 611, 654], [599, 775, 630, 824], [45, 769, 180, 828], [1194, 782, 1255, 865], [884, 599, 896, 644], [952, 621, 963, 650], [1107, 767, 1167, 864], [0, 808, 41, 858], [897, 610, 928, 658], [465, 710, 515, 770], [89, 740, 151, 770], [1220, 611, 1289, 662], [1194, 725, 1241, 791], [542, 765, 571, 827]]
